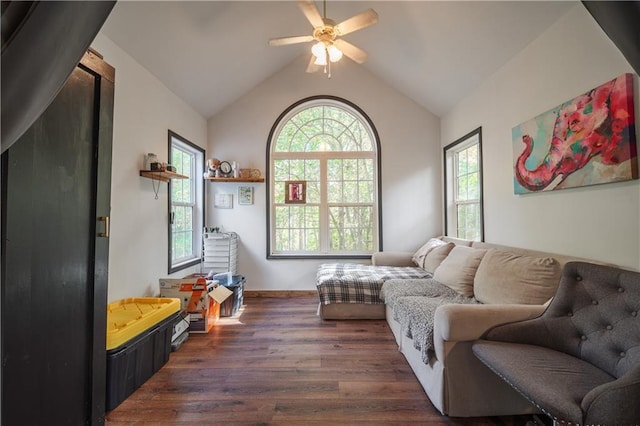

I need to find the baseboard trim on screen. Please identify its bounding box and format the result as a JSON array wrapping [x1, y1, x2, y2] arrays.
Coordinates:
[[245, 290, 317, 298]]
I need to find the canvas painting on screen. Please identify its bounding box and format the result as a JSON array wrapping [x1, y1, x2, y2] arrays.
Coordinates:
[[512, 73, 637, 194]]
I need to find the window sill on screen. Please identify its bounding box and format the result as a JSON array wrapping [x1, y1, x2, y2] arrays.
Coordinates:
[[267, 254, 373, 260]]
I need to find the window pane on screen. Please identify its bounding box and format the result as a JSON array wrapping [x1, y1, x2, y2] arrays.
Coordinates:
[[467, 145, 478, 173], [457, 150, 468, 176], [169, 133, 203, 272], [467, 171, 479, 199], [172, 205, 194, 261], [275, 104, 374, 153], [445, 129, 482, 242], [274, 205, 320, 252], [329, 206, 373, 251], [271, 99, 378, 256], [456, 175, 468, 201]]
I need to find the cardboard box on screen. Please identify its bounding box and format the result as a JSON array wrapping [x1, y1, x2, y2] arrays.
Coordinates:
[[159, 277, 220, 333]]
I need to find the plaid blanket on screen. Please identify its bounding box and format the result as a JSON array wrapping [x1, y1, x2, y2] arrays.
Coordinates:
[[316, 263, 431, 305]]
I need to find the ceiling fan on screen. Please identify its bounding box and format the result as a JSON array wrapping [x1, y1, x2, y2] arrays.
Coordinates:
[[268, 0, 378, 77]]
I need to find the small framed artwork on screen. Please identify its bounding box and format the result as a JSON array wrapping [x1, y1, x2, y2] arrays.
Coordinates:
[[285, 180, 306, 204], [214, 193, 233, 209], [238, 186, 254, 205]]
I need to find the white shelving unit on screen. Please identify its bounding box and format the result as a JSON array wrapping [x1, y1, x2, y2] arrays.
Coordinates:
[[202, 232, 238, 275]]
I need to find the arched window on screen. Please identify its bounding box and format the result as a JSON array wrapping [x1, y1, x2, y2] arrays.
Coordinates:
[[267, 96, 381, 258]]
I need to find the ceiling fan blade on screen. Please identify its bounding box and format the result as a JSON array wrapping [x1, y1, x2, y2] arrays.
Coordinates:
[[297, 0, 324, 28], [334, 39, 368, 64], [269, 35, 314, 46], [335, 8, 378, 36], [306, 55, 322, 73]]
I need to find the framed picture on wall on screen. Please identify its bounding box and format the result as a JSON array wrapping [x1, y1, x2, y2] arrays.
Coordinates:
[[238, 186, 254, 205], [214, 193, 233, 209], [284, 180, 306, 204]]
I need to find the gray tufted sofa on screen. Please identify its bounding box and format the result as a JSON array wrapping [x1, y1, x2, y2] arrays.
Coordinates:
[[473, 261, 640, 425]]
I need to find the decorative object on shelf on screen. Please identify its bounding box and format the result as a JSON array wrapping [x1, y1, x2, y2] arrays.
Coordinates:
[[206, 158, 220, 178], [219, 161, 233, 177], [238, 186, 254, 205], [214, 193, 233, 209], [232, 161, 239, 178], [251, 169, 261, 178], [513, 73, 637, 194], [239, 168, 252, 179], [150, 161, 164, 171], [285, 180, 306, 204], [143, 153, 158, 170]]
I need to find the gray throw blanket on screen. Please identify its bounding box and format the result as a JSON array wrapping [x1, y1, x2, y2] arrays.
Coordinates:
[[381, 278, 479, 364]]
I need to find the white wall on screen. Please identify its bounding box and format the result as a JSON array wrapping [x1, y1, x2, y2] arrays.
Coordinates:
[[207, 55, 441, 290], [441, 4, 640, 270], [91, 33, 208, 302]]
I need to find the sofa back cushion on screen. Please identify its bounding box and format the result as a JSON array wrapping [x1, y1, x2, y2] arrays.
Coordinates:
[[423, 242, 455, 274], [411, 238, 447, 269], [433, 246, 487, 297], [474, 249, 562, 305]]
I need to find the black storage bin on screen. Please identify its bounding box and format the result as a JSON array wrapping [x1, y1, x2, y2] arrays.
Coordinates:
[[220, 275, 245, 317], [106, 312, 179, 410]]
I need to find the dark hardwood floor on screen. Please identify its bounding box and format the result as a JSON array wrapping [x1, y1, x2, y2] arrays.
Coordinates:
[[106, 296, 537, 425]]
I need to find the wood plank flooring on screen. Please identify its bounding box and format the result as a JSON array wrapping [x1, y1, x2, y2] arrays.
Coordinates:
[[106, 296, 536, 425]]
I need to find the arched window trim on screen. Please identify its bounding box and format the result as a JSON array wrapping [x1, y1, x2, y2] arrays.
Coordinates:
[[266, 95, 383, 259]]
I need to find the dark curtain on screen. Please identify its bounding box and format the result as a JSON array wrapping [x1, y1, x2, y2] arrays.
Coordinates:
[[1, 1, 116, 153], [582, 1, 640, 76]]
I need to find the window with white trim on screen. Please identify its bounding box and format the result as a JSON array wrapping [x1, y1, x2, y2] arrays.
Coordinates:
[[444, 127, 484, 241], [168, 131, 204, 273], [267, 97, 381, 258]]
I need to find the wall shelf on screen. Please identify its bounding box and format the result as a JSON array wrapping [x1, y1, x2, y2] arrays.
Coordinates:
[[139, 170, 188, 182], [205, 177, 265, 183]]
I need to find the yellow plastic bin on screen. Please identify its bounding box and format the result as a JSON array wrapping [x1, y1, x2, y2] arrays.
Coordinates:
[[106, 298, 180, 410]]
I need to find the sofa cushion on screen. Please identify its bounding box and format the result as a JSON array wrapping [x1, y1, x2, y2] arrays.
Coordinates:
[[472, 341, 614, 424], [423, 242, 455, 274], [411, 238, 446, 268], [474, 249, 561, 305], [433, 246, 487, 297]]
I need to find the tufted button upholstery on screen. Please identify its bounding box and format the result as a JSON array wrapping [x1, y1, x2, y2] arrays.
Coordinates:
[[477, 261, 640, 425], [486, 261, 640, 379]]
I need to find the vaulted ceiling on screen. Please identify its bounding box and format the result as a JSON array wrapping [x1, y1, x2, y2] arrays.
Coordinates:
[[100, 1, 576, 119]]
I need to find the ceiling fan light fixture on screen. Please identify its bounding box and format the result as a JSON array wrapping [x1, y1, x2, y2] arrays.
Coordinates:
[[313, 49, 328, 66], [311, 41, 326, 58], [269, 0, 378, 76], [328, 44, 343, 62]]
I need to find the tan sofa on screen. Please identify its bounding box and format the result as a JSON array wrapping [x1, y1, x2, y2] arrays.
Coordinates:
[[376, 236, 599, 418]]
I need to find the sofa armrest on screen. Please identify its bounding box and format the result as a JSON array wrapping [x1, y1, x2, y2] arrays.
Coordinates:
[[371, 251, 414, 267], [434, 303, 546, 343], [583, 365, 640, 424]]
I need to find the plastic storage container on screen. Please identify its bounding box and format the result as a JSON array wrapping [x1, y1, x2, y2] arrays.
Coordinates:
[[202, 232, 238, 274], [218, 275, 245, 317], [106, 298, 180, 411]]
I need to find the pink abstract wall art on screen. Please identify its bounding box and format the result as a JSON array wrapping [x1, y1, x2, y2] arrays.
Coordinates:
[[513, 73, 637, 194]]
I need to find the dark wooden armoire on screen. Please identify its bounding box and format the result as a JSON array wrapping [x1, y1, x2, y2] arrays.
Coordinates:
[[1, 50, 114, 425]]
